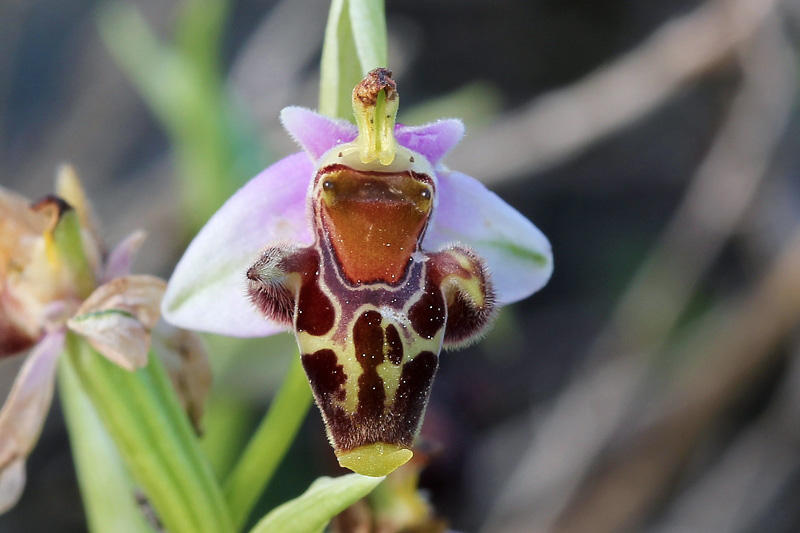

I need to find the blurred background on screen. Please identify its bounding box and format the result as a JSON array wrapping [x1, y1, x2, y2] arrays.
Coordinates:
[[2, 0, 800, 531]]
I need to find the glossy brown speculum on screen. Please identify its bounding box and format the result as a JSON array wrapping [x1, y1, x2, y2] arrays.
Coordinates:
[[317, 166, 432, 286]]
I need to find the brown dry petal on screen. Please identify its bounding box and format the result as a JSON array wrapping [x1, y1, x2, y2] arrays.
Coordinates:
[[67, 275, 166, 371], [68, 311, 151, 370], [23, 197, 82, 306], [0, 187, 50, 270], [0, 189, 53, 356], [1, 192, 91, 357], [153, 322, 212, 434], [0, 331, 65, 513], [73, 275, 166, 329]]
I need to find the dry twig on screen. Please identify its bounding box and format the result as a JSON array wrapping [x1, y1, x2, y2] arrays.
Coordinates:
[[480, 7, 796, 532], [552, 224, 800, 532], [452, 0, 784, 185], [651, 342, 800, 533]]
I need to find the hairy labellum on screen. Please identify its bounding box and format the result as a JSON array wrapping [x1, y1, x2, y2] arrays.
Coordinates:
[[247, 69, 496, 476], [161, 68, 552, 478]]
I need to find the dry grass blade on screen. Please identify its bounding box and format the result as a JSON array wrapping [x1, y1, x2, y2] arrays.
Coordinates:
[[452, 0, 784, 185], [651, 343, 800, 533], [551, 224, 800, 533], [481, 10, 796, 533]]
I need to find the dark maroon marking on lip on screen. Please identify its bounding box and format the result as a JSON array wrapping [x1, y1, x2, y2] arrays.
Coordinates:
[[353, 310, 386, 420], [312, 349, 439, 452], [428, 246, 497, 348], [389, 350, 438, 440], [296, 277, 335, 336], [408, 275, 445, 340], [301, 349, 346, 402], [443, 290, 496, 346], [308, 309, 433, 453], [353, 310, 384, 359], [357, 372, 386, 422], [385, 324, 403, 366]]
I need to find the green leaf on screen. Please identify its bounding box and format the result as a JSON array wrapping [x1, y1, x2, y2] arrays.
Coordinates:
[[51, 209, 95, 299], [319, 0, 388, 120], [59, 358, 155, 533], [224, 354, 313, 530], [175, 0, 231, 89], [348, 0, 387, 74], [64, 334, 234, 533], [248, 474, 384, 533], [96, 1, 264, 234]]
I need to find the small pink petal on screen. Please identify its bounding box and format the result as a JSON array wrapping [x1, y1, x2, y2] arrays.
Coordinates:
[[103, 230, 147, 282], [0, 330, 65, 509], [280, 106, 357, 161], [395, 119, 465, 165], [0, 458, 25, 514], [280, 106, 465, 166], [162, 153, 314, 337], [425, 169, 553, 304]]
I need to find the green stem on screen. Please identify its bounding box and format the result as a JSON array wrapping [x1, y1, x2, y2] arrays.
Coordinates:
[[97, 1, 264, 235], [52, 209, 95, 298], [64, 333, 234, 533], [59, 358, 155, 533], [319, 0, 388, 119], [223, 354, 313, 530]]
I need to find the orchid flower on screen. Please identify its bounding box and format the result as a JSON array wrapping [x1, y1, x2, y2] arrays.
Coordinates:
[[0, 167, 209, 513], [163, 69, 552, 478]]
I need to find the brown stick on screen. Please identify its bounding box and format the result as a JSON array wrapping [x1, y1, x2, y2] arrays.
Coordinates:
[[481, 11, 796, 533], [452, 0, 784, 185]]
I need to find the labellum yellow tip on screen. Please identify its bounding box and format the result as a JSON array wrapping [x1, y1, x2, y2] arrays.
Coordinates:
[[336, 442, 413, 477]]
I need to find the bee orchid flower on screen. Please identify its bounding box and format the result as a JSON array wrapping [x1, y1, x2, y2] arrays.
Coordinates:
[[162, 69, 552, 477]]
